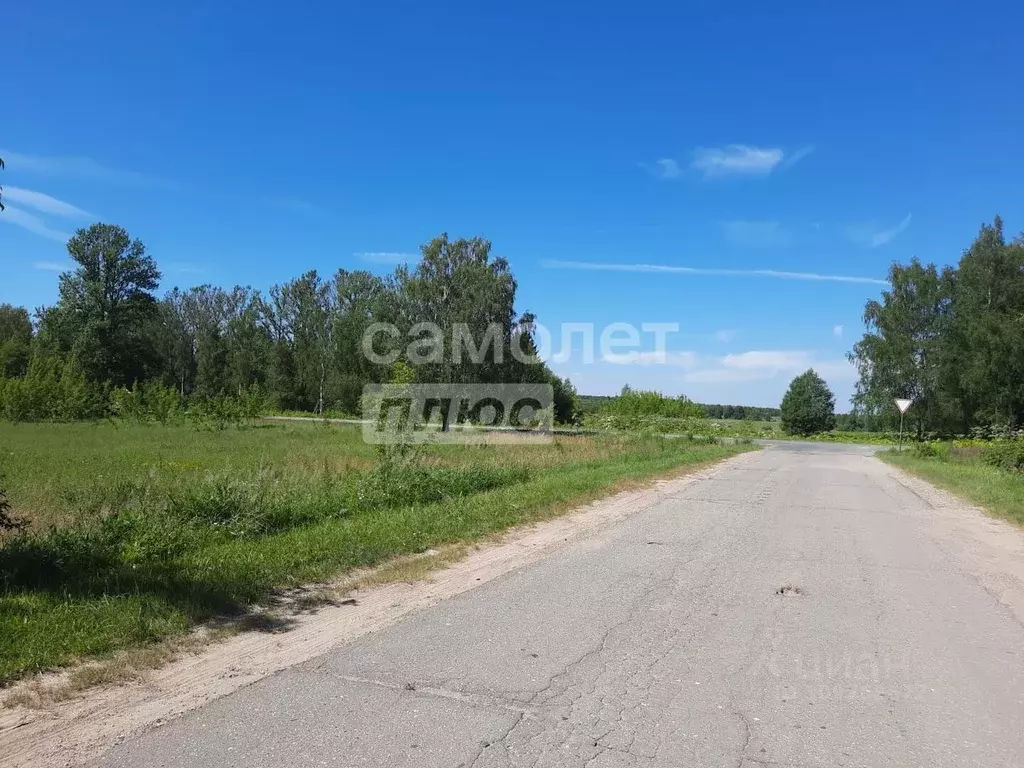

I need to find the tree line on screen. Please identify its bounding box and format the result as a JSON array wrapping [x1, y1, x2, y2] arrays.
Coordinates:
[[850, 216, 1024, 438], [0, 223, 579, 423]]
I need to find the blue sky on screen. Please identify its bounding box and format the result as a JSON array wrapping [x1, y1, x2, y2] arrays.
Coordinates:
[[2, 1, 1020, 408]]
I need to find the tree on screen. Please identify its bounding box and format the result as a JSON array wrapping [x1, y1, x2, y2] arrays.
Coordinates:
[[0, 304, 33, 378], [780, 369, 836, 436], [848, 258, 954, 437], [397, 234, 518, 429], [39, 224, 162, 386], [947, 217, 1024, 428], [848, 217, 1024, 436]]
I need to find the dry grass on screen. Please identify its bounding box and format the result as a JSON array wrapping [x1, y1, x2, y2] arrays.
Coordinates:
[[3, 630, 230, 710]]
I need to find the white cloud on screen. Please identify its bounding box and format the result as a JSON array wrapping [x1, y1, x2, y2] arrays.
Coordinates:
[[3, 187, 92, 218], [847, 213, 912, 248], [714, 329, 738, 343], [781, 145, 815, 169], [602, 351, 697, 367], [1, 149, 161, 187], [683, 367, 772, 384], [721, 350, 812, 371], [33, 260, 70, 271], [357, 251, 416, 265], [720, 220, 791, 248], [833, 324, 844, 338], [541, 259, 888, 286], [692, 145, 784, 178], [683, 350, 856, 385], [1, 206, 70, 242]]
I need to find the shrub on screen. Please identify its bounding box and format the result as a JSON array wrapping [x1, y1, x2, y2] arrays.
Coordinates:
[[585, 387, 708, 434], [189, 395, 244, 430], [982, 441, 1024, 473]]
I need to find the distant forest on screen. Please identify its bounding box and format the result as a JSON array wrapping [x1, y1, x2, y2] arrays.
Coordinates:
[[577, 395, 781, 422]]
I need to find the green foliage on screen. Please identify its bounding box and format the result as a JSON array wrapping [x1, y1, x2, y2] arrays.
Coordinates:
[[38, 224, 162, 387], [0, 305, 33, 379], [851, 217, 1024, 436], [550, 375, 580, 425], [700, 403, 780, 421], [585, 386, 706, 433], [982, 441, 1024, 473], [801, 430, 895, 445], [3, 226, 574, 427], [109, 382, 186, 424], [780, 369, 836, 436], [0, 355, 107, 422], [585, 388, 707, 434]]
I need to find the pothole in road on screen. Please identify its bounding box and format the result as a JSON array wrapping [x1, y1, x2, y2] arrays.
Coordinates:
[[775, 585, 803, 596]]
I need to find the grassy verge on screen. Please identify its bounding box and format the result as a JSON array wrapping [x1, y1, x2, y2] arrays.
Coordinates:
[[0, 422, 752, 683], [881, 450, 1024, 526]]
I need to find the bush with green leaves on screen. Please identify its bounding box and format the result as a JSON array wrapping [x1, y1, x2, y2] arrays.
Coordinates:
[[982, 441, 1024, 473], [585, 386, 707, 433], [780, 369, 836, 436], [0, 356, 107, 422]]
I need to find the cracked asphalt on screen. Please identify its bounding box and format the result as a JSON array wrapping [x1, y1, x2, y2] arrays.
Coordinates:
[[94, 444, 1024, 767]]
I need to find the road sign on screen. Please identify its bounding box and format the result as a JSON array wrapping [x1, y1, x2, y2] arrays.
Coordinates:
[[894, 398, 913, 451]]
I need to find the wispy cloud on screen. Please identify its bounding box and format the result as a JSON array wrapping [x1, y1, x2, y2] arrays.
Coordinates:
[[833, 324, 844, 339], [1, 207, 71, 242], [357, 251, 417, 265], [682, 349, 856, 384], [541, 259, 888, 286], [603, 350, 697, 367], [641, 158, 682, 180], [33, 260, 71, 272], [1, 149, 164, 187], [3, 186, 92, 218], [720, 220, 792, 248], [713, 329, 738, 343], [847, 213, 912, 248], [691, 145, 784, 178], [781, 145, 815, 169], [722, 350, 812, 370]]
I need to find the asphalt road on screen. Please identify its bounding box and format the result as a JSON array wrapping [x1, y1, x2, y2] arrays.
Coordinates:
[[95, 443, 1024, 767]]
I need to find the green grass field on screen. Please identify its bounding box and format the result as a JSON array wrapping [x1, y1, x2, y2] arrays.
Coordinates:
[[882, 448, 1024, 526], [0, 421, 752, 683]]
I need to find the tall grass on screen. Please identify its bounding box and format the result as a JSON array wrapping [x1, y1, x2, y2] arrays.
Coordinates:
[[883, 448, 1024, 526], [0, 421, 750, 682]]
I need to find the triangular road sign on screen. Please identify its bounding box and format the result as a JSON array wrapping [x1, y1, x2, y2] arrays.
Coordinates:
[[894, 398, 912, 414]]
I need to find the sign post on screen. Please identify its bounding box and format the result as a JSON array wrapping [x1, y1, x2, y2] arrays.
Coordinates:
[[894, 398, 913, 451]]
